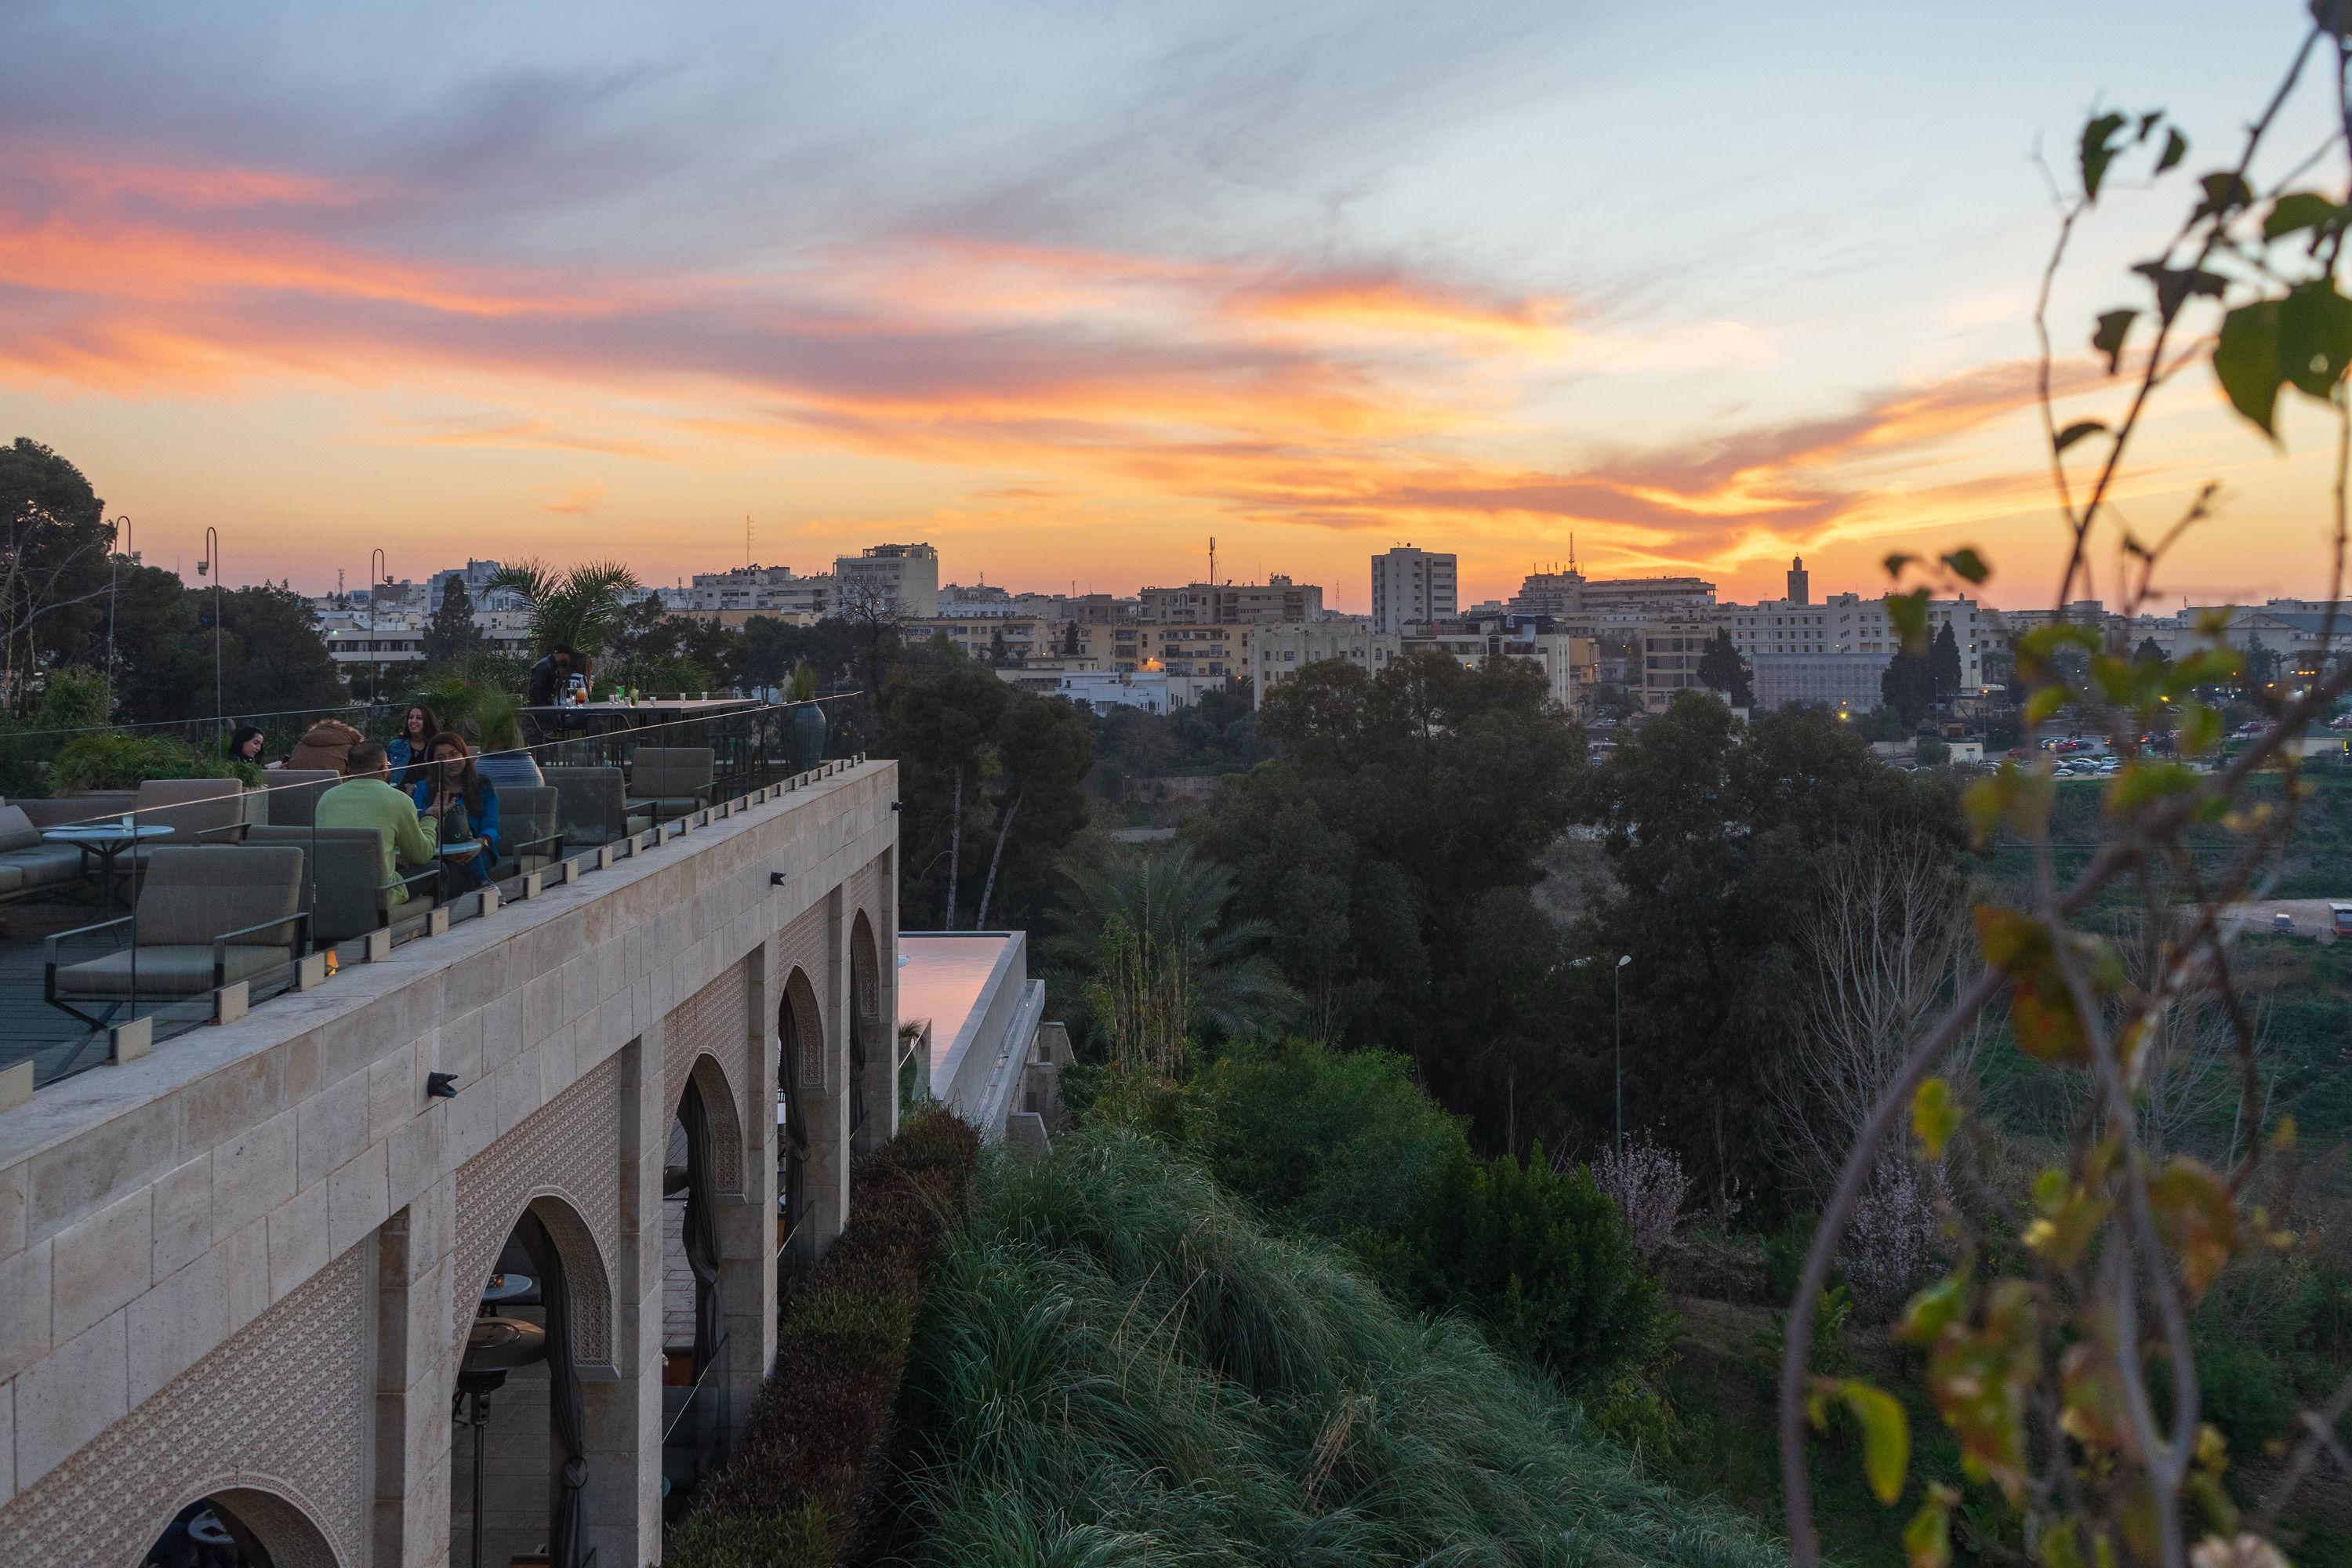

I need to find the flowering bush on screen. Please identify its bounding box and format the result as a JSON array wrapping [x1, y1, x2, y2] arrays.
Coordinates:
[[1593, 1133, 1693, 1268], [1839, 1157, 1941, 1321]]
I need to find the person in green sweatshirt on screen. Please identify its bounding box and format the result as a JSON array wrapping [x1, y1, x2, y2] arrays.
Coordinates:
[[317, 739, 439, 903]]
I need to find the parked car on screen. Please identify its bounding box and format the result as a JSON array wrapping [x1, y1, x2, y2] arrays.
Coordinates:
[[2274, 911, 2296, 934]]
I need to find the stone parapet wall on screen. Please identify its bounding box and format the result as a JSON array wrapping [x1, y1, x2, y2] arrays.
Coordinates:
[[0, 760, 900, 1566]]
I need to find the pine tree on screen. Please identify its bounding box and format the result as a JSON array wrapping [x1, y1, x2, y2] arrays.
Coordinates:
[[1697, 627, 1753, 707], [1929, 621, 1962, 702], [423, 575, 485, 664]]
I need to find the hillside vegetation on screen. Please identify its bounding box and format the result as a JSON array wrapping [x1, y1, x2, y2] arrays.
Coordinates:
[[882, 1131, 1786, 1568]]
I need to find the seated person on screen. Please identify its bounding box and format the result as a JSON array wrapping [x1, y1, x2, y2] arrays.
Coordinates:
[[286, 716, 366, 773], [410, 731, 499, 890], [316, 740, 438, 904]]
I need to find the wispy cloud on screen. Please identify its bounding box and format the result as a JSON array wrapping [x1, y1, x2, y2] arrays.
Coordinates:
[[536, 480, 605, 515]]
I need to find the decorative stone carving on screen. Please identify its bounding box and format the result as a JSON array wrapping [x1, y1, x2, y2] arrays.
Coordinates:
[[0, 1247, 372, 1568], [451, 1057, 621, 1370]]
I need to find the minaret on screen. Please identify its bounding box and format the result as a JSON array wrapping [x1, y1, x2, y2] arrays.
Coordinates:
[[1787, 555, 1810, 607]]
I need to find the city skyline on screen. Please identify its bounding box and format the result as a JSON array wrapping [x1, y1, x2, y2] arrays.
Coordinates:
[[3, 2, 2343, 612]]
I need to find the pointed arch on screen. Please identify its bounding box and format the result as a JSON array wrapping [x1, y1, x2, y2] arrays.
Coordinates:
[[848, 912, 880, 1139], [135, 1483, 343, 1568]]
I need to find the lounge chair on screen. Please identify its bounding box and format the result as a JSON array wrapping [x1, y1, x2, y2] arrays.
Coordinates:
[[543, 766, 651, 853], [494, 786, 563, 878], [244, 826, 437, 947], [626, 747, 715, 823], [0, 805, 100, 906], [261, 770, 342, 827], [45, 845, 307, 1028]]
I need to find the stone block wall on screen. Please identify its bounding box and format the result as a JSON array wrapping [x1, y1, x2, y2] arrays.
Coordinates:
[[0, 760, 898, 1566]]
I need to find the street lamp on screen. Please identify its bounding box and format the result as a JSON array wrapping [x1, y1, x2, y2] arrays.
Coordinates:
[[104, 515, 131, 699], [1613, 953, 1631, 1160], [1564, 953, 1634, 1159], [369, 549, 388, 713], [198, 528, 222, 754]]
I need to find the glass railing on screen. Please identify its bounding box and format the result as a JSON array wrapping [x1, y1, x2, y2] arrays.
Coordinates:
[[7, 693, 866, 1091], [660, 1330, 731, 1519]]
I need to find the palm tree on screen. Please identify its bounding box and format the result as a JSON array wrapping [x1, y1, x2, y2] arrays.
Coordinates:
[[485, 559, 639, 662], [1046, 844, 1298, 1062]]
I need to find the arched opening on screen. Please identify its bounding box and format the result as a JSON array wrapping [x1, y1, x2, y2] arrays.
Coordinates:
[[776, 969, 822, 1306], [659, 1076, 732, 1514], [140, 1486, 336, 1568], [452, 1206, 593, 1568], [849, 913, 880, 1145]]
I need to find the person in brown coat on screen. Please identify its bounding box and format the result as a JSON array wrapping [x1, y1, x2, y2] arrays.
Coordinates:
[[285, 717, 366, 774]]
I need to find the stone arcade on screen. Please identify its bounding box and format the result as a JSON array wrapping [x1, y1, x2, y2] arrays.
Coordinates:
[[0, 760, 901, 1566]]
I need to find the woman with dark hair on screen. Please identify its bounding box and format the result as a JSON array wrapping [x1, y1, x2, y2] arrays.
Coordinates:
[[409, 731, 501, 889], [386, 702, 440, 786], [227, 725, 267, 767]]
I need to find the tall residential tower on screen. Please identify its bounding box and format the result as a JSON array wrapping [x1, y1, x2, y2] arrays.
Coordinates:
[[1371, 546, 1457, 633]]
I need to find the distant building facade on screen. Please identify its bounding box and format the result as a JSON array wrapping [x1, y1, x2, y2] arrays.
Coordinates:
[[1250, 622, 1402, 706], [1137, 575, 1323, 626], [1370, 546, 1457, 635], [833, 543, 940, 619]]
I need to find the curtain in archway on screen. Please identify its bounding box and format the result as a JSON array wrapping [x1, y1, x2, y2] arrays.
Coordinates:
[[778, 996, 808, 1236], [678, 1082, 723, 1378], [518, 1212, 586, 1568]]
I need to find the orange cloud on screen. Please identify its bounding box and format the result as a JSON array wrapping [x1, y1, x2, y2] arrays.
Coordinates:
[[536, 481, 607, 515], [0, 141, 2132, 597]]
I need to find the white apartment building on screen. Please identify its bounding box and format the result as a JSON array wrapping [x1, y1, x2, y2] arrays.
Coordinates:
[[426, 558, 525, 613], [999, 668, 1221, 713], [1370, 546, 1457, 634], [1250, 622, 1403, 707], [1402, 620, 1586, 710], [1722, 561, 1993, 702], [833, 543, 941, 619]]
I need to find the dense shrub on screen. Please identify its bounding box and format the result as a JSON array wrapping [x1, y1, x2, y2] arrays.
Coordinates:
[[50, 731, 241, 791], [666, 1109, 979, 1568], [1389, 1144, 1671, 1393], [1185, 1037, 1469, 1243], [887, 1129, 1780, 1568]]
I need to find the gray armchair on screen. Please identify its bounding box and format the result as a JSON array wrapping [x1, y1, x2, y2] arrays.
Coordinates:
[[543, 766, 650, 852], [261, 770, 342, 827], [46, 845, 308, 1028], [627, 747, 714, 822], [245, 826, 437, 947], [495, 786, 563, 877]]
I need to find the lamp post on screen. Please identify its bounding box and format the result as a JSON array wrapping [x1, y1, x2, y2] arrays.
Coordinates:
[[104, 515, 131, 699], [369, 549, 388, 713], [1613, 953, 1631, 1160], [199, 528, 221, 755]]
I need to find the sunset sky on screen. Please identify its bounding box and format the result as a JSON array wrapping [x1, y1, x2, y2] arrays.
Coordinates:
[[2, 1, 2343, 611]]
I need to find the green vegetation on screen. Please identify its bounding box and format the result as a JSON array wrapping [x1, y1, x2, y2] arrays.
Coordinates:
[[668, 1110, 978, 1568], [1388, 1145, 1670, 1395], [887, 1128, 1783, 1568], [49, 730, 247, 790]]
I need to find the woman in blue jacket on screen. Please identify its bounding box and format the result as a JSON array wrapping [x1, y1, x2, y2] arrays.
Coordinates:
[[410, 731, 500, 890], [387, 702, 441, 788]]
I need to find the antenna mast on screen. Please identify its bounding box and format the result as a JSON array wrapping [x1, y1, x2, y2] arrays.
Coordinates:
[[1209, 535, 1217, 586]]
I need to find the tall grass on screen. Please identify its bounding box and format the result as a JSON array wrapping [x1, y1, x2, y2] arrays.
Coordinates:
[[884, 1129, 1786, 1568]]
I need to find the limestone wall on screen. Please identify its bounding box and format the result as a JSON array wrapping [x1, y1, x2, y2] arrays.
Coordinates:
[[0, 760, 898, 1566]]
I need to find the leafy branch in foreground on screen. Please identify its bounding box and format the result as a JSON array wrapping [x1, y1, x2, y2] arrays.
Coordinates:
[[1778, 13, 2352, 1568]]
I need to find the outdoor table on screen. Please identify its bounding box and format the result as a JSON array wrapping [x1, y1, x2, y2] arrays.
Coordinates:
[[479, 1272, 533, 1307], [42, 824, 173, 918]]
